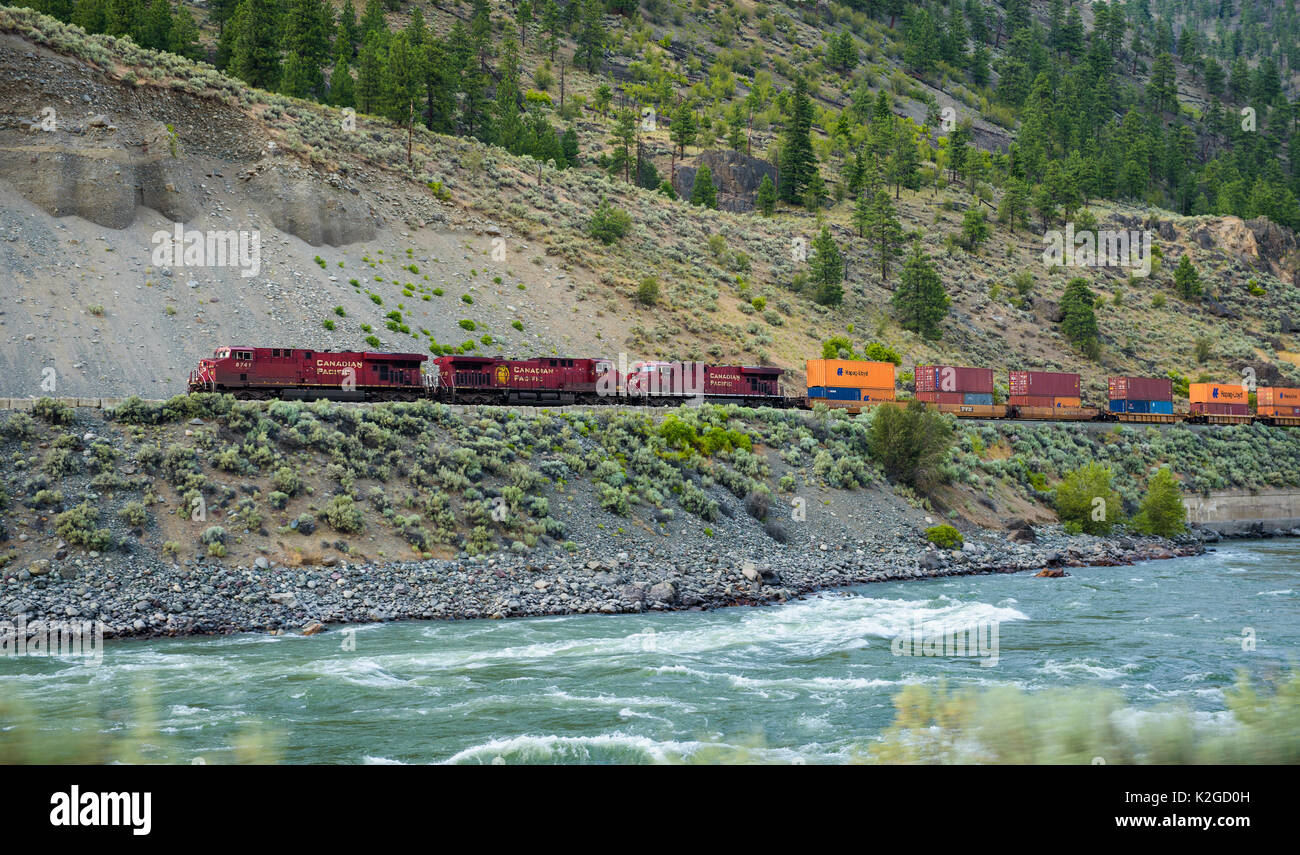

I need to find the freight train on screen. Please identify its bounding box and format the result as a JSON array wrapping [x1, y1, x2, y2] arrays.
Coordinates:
[[186, 346, 1300, 426]]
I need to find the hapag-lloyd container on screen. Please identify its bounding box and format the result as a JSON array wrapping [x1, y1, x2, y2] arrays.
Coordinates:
[[1188, 383, 1247, 405], [1009, 370, 1080, 397], [1258, 387, 1300, 409], [1108, 376, 1173, 402], [806, 386, 862, 402], [915, 365, 995, 394], [806, 360, 895, 390]]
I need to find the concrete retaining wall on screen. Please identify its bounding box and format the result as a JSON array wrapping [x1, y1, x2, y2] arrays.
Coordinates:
[[1183, 490, 1300, 535], [0, 397, 127, 410]]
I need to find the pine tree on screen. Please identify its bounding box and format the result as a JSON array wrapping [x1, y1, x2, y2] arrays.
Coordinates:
[[893, 243, 948, 338], [328, 37, 355, 107], [72, 0, 109, 36], [778, 77, 816, 205], [609, 107, 637, 183], [382, 31, 422, 126], [887, 118, 919, 198], [1174, 255, 1202, 300], [359, 0, 385, 40], [355, 30, 386, 114], [1060, 276, 1099, 355], [809, 226, 844, 306], [168, 3, 200, 59], [690, 163, 718, 209], [337, 0, 359, 52], [998, 179, 1030, 232], [230, 0, 281, 90], [493, 27, 525, 152], [140, 0, 171, 51], [574, 0, 605, 72], [755, 174, 776, 216], [860, 190, 904, 280]]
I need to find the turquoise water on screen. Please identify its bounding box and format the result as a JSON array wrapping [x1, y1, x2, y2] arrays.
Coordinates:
[[3, 541, 1297, 763]]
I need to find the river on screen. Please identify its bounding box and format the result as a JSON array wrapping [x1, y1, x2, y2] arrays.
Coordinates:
[[2, 540, 1297, 764]]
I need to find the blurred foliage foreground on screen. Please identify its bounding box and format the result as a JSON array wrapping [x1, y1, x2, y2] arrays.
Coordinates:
[[3, 669, 1297, 764]]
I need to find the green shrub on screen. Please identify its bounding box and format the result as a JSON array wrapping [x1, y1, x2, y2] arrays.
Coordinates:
[[587, 198, 632, 244], [1054, 463, 1122, 535], [271, 466, 302, 496], [1131, 467, 1187, 537], [323, 495, 364, 533], [33, 398, 73, 425], [2, 412, 37, 438], [118, 501, 149, 527], [867, 401, 954, 488], [925, 524, 963, 549], [54, 503, 114, 551]]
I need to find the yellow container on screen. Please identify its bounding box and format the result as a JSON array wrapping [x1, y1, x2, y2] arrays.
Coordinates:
[[805, 359, 895, 391]]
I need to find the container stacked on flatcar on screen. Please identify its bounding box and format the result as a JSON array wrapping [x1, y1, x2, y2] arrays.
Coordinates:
[[1188, 382, 1250, 423], [1108, 376, 1175, 423], [1008, 370, 1094, 419], [915, 364, 1006, 418], [1256, 387, 1300, 425], [805, 359, 895, 412]]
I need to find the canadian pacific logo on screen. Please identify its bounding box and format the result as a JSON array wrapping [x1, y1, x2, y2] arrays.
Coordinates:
[[495, 366, 510, 384]]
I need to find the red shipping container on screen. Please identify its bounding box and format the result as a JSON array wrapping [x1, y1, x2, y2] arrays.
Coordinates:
[[916, 391, 965, 404], [1009, 371, 1080, 397], [915, 365, 994, 394], [1108, 376, 1173, 402], [1191, 402, 1249, 416], [1008, 395, 1057, 407]]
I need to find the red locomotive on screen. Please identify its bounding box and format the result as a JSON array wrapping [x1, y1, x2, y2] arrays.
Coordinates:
[[187, 347, 792, 406], [188, 347, 429, 401], [430, 355, 615, 405]]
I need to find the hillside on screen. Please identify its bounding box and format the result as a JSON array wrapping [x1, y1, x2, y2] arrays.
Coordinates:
[[1, 2, 1299, 404]]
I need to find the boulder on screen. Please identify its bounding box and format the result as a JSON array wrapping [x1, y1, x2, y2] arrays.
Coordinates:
[[671, 149, 777, 213], [302, 621, 326, 636], [647, 581, 677, 604], [28, 560, 51, 577], [1035, 568, 1069, 578]]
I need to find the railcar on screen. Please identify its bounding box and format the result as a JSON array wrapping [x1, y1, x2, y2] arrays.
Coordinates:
[[187, 347, 428, 401]]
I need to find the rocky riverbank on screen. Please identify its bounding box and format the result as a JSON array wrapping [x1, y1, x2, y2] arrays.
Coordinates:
[[1, 524, 1205, 640]]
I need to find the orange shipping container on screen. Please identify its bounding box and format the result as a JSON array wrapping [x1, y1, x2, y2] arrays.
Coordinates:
[[859, 387, 896, 402], [1053, 396, 1082, 408], [1188, 383, 1247, 405], [805, 359, 895, 391], [1258, 387, 1300, 407]]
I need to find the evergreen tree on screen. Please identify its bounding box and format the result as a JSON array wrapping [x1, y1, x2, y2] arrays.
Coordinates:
[[1060, 277, 1099, 356], [355, 30, 386, 114], [860, 190, 904, 280], [337, 0, 359, 52], [493, 28, 525, 152], [574, 0, 605, 72], [382, 31, 422, 126], [755, 174, 776, 216], [887, 118, 920, 198], [809, 226, 844, 306], [690, 163, 718, 209], [893, 243, 948, 338], [359, 0, 385, 40], [140, 0, 171, 51], [1174, 255, 1202, 300], [230, 0, 282, 90], [778, 77, 816, 205], [328, 37, 355, 107], [997, 179, 1030, 232], [168, 3, 200, 59]]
